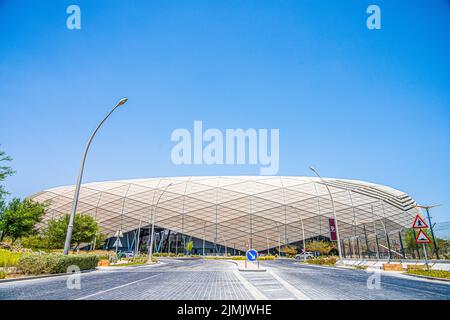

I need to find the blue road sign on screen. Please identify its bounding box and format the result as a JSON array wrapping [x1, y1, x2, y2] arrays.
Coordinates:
[[246, 249, 258, 262]]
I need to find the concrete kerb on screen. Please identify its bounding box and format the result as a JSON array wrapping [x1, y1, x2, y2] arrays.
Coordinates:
[[235, 260, 267, 272], [97, 259, 167, 270], [0, 260, 168, 283], [341, 259, 450, 271], [298, 259, 450, 284], [0, 268, 96, 284]]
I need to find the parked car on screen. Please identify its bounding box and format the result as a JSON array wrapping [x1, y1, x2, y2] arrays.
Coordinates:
[[295, 252, 315, 260], [122, 251, 135, 258]]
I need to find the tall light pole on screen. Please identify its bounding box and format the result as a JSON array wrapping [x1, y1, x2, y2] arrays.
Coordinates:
[[309, 166, 343, 263], [414, 204, 441, 260], [147, 183, 173, 263], [63, 98, 128, 255]]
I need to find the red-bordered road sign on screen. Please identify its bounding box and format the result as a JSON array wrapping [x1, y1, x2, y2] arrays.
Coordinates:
[[412, 215, 429, 229], [415, 229, 432, 244]]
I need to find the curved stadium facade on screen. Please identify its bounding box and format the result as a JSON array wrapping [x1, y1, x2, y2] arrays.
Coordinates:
[[31, 176, 420, 256]]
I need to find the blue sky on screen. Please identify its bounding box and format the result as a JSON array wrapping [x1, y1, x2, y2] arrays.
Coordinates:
[[0, 1, 449, 223]]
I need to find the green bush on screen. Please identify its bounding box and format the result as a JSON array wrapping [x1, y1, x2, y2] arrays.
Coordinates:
[[17, 253, 98, 275], [20, 235, 50, 250], [0, 270, 6, 279], [258, 255, 276, 260], [128, 254, 147, 264], [354, 265, 368, 270], [406, 269, 450, 279]]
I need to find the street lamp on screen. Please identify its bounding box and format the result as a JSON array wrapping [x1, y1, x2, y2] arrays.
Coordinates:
[[147, 183, 173, 263], [309, 166, 343, 263], [63, 98, 128, 255]]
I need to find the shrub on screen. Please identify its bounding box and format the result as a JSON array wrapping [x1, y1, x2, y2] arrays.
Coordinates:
[[0, 249, 22, 268], [406, 269, 450, 279], [17, 253, 98, 275], [20, 235, 50, 250], [128, 254, 147, 264], [306, 256, 338, 266], [73, 250, 115, 261], [259, 255, 276, 260], [0, 270, 5, 279], [354, 265, 368, 270], [97, 259, 110, 267]]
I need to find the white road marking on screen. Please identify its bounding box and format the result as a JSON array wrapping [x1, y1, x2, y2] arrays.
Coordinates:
[[232, 270, 268, 300], [267, 270, 311, 300], [264, 288, 284, 292], [76, 274, 160, 300]]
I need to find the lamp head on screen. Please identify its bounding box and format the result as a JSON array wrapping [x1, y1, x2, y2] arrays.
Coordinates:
[[117, 97, 128, 107]]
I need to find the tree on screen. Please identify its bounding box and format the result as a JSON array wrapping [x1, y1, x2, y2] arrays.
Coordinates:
[[185, 240, 194, 254], [45, 213, 99, 249], [93, 232, 108, 250], [306, 241, 335, 256], [0, 148, 15, 214], [0, 198, 46, 243], [20, 235, 50, 249], [278, 245, 297, 256], [404, 228, 417, 257]]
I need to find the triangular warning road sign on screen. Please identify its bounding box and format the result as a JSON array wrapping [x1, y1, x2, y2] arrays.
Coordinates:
[[412, 215, 429, 229], [415, 229, 432, 244]]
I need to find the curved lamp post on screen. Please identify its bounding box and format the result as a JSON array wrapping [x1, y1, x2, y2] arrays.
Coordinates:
[[63, 98, 128, 255], [309, 166, 343, 263]]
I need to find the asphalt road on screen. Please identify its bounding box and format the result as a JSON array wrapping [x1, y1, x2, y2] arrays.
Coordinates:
[[0, 259, 449, 300]]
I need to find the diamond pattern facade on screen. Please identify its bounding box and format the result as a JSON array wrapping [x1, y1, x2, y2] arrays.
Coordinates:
[[30, 176, 420, 252]]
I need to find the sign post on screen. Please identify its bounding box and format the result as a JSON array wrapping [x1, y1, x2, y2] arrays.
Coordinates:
[[246, 249, 258, 269], [413, 215, 431, 271], [422, 243, 429, 271]]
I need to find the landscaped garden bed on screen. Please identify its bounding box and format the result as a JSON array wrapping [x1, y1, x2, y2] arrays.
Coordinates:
[[406, 269, 450, 280], [304, 256, 338, 266]]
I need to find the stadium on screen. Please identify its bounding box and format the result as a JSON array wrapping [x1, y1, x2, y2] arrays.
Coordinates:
[[30, 176, 420, 258]]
